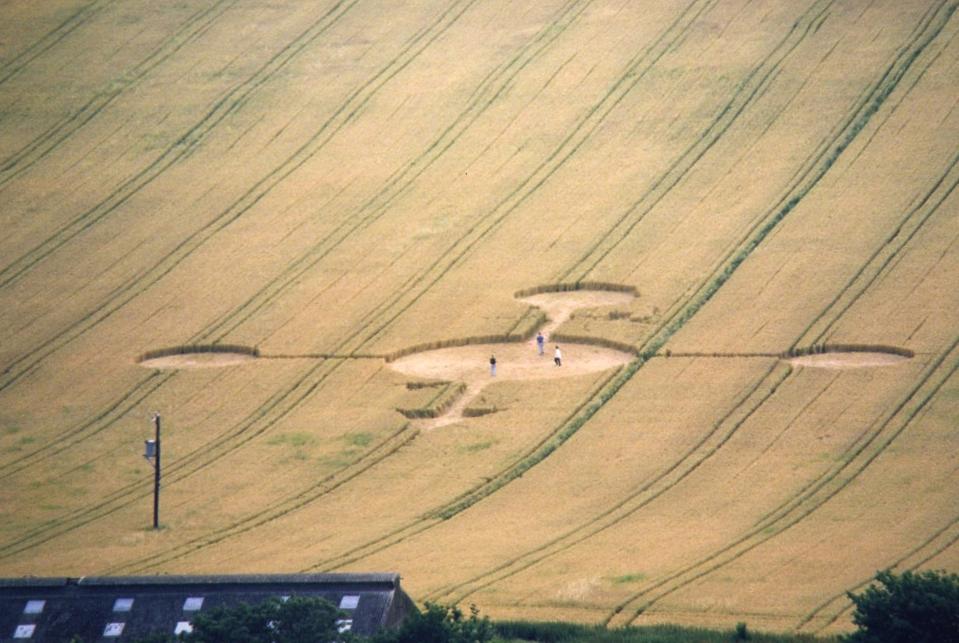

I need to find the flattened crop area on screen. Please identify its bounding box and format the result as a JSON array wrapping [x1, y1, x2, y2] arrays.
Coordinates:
[[0, 0, 957, 636]]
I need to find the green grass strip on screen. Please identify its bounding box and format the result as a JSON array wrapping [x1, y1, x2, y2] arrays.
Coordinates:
[[494, 619, 835, 642]]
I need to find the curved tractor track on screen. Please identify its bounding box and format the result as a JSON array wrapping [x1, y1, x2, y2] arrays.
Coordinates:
[[0, 0, 359, 287], [0, 0, 241, 189], [0, 0, 109, 88]]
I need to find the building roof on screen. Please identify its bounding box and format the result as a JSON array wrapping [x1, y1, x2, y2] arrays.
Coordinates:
[[0, 573, 415, 641]]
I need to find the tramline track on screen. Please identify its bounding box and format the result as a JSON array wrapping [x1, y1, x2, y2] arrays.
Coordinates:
[[800, 152, 959, 348], [423, 362, 792, 605], [114, 366, 622, 575], [0, 0, 484, 499], [0, 0, 107, 87], [602, 0, 955, 351], [750, 171, 959, 533], [114, 0, 727, 572], [0, 0, 241, 189], [297, 367, 625, 576], [0, 0, 532, 484], [591, 9, 958, 622], [0, 0, 360, 290], [102, 419, 422, 575], [0, 2, 488, 490], [276, 0, 848, 584], [558, 1, 834, 284]]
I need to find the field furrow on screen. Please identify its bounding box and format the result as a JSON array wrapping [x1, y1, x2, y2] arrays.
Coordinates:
[[0, 1, 108, 87], [0, 0, 240, 189]]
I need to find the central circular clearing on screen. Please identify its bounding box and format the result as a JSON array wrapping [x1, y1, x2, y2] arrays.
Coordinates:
[[392, 287, 637, 383], [390, 341, 633, 382]]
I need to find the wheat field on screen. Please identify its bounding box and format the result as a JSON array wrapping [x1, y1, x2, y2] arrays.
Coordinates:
[[1, 0, 957, 635]]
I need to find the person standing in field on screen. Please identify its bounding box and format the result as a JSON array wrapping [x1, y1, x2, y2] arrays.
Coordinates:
[[554, 346, 562, 366], [536, 331, 545, 356], [490, 354, 497, 376]]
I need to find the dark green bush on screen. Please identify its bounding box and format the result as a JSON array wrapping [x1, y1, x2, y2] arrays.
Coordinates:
[[372, 602, 493, 643], [843, 569, 959, 643]]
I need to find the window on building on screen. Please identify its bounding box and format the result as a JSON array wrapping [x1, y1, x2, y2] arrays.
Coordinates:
[[183, 597, 204, 611], [103, 622, 125, 637], [22, 601, 45, 615]]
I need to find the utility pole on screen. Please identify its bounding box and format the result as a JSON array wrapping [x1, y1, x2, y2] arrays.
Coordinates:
[[144, 412, 161, 529]]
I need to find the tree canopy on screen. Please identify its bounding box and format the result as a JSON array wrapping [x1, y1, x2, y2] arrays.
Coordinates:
[[372, 602, 493, 643], [154, 596, 351, 643], [844, 569, 959, 643]]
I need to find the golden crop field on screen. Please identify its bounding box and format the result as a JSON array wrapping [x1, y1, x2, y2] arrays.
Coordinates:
[[1, 0, 957, 635]]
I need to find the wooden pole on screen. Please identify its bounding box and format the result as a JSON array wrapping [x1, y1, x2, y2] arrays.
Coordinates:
[[153, 413, 160, 530]]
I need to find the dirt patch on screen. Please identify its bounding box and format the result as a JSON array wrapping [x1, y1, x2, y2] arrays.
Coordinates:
[[137, 344, 259, 369], [783, 344, 913, 369], [138, 351, 257, 369], [785, 351, 910, 369], [390, 341, 634, 382]]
